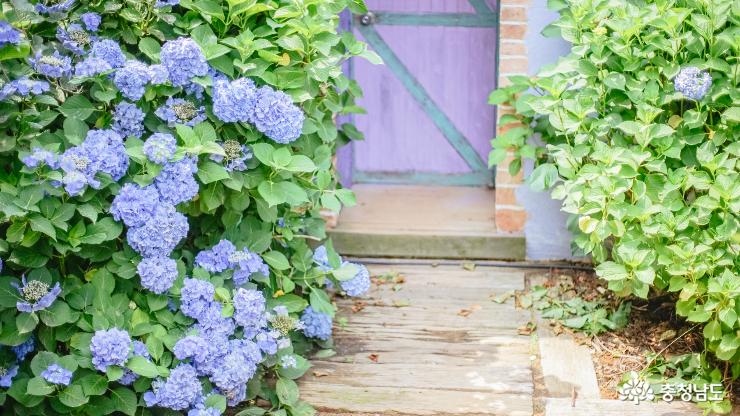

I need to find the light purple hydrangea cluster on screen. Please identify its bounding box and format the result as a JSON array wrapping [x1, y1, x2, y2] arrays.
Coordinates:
[[0, 365, 19, 388], [144, 364, 202, 410], [56, 129, 129, 196], [674, 66, 712, 101], [194, 239, 269, 285], [143, 133, 177, 164], [137, 256, 178, 295], [155, 97, 207, 127], [163, 279, 275, 408], [114, 60, 152, 100], [30, 51, 72, 78], [41, 364, 73, 385], [126, 204, 188, 260], [112, 102, 145, 139], [209, 141, 253, 172], [0, 21, 21, 46], [57, 24, 96, 56], [0, 78, 50, 101], [90, 328, 131, 372], [154, 156, 199, 204], [160, 37, 209, 87], [35, 0, 74, 15], [300, 306, 332, 341], [339, 262, 371, 297], [22, 147, 59, 169], [80, 12, 101, 32], [12, 275, 62, 313], [12, 336, 35, 361]]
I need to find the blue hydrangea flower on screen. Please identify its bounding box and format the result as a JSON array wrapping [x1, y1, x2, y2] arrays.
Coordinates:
[[144, 364, 202, 411], [112, 101, 145, 139], [59, 129, 129, 195], [212, 78, 256, 123], [114, 60, 151, 100], [41, 364, 73, 386], [111, 183, 160, 227], [143, 133, 177, 164], [119, 340, 151, 385], [255, 329, 281, 355], [149, 64, 169, 85], [312, 245, 338, 272], [0, 365, 18, 388], [232, 288, 266, 330], [195, 240, 236, 273], [91, 39, 125, 68], [0, 78, 50, 101], [12, 336, 35, 361], [280, 355, 297, 369], [0, 21, 22, 46], [35, 0, 75, 14], [195, 305, 236, 339], [56, 24, 93, 55], [155, 97, 206, 127], [22, 147, 59, 169], [173, 335, 210, 362], [674, 66, 712, 101], [300, 306, 332, 340], [80, 12, 101, 31], [209, 141, 252, 172], [30, 51, 72, 78], [188, 407, 221, 416], [74, 56, 112, 77], [339, 262, 370, 297], [250, 86, 304, 144], [126, 204, 189, 257], [137, 256, 178, 294], [179, 278, 216, 320], [175, 334, 229, 377], [154, 157, 199, 205], [210, 348, 257, 393], [160, 37, 208, 86], [155, 0, 179, 7], [90, 328, 131, 372], [12, 275, 61, 313], [229, 248, 269, 285]]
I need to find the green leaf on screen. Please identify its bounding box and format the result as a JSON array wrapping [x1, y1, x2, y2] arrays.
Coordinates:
[[595, 262, 629, 281], [16, 313, 38, 334], [31, 351, 60, 377], [59, 384, 88, 407], [126, 355, 159, 378], [79, 374, 108, 396], [285, 155, 316, 172], [29, 215, 57, 241], [332, 263, 359, 281], [59, 96, 95, 120], [26, 377, 55, 396], [527, 163, 558, 191], [263, 251, 289, 271], [276, 378, 299, 405], [198, 161, 231, 184], [204, 394, 227, 412], [110, 387, 137, 416], [63, 118, 89, 144], [139, 38, 161, 62], [39, 301, 73, 327]]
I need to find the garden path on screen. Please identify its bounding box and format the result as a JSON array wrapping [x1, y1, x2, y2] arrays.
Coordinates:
[[299, 263, 535, 415]]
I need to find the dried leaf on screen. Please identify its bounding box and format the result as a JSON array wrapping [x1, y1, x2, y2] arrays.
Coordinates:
[[461, 262, 476, 271], [368, 353, 379, 363], [457, 304, 482, 317], [490, 291, 514, 304], [517, 321, 537, 335], [312, 370, 332, 377], [392, 299, 410, 307]]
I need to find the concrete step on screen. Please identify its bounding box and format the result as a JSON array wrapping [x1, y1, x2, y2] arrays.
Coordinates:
[[329, 184, 525, 260]]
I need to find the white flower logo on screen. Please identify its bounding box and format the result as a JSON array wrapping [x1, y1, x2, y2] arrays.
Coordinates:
[[618, 372, 655, 405]]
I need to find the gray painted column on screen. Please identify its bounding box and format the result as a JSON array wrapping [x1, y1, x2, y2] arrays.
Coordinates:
[[518, 1, 576, 260]]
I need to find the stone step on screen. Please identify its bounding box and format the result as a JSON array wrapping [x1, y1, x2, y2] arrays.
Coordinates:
[[329, 184, 525, 260]]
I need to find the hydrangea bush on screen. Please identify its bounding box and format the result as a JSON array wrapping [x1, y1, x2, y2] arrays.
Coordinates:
[[0, 0, 377, 414], [489, 0, 738, 412]]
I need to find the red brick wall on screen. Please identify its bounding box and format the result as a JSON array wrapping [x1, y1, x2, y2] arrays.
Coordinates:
[[495, 0, 528, 233]]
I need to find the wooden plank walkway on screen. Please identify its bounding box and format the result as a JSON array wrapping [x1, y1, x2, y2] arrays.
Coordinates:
[[299, 264, 535, 415]]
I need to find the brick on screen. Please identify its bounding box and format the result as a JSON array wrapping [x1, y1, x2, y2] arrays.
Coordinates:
[[495, 187, 520, 205], [500, 42, 527, 56], [501, 6, 527, 22], [495, 169, 524, 185], [498, 121, 525, 134], [499, 57, 528, 74], [500, 24, 527, 40], [500, 0, 530, 5], [496, 209, 527, 232]]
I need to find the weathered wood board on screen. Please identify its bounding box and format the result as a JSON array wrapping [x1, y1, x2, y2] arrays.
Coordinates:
[[299, 264, 535, 415]]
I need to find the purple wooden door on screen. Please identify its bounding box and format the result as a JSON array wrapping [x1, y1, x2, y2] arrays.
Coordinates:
[[340, 0, 498, 186]]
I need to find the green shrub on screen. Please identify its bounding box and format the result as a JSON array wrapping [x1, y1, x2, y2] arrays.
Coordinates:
[[0, 0, 375, 414], [489, 0, 738, 412]]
